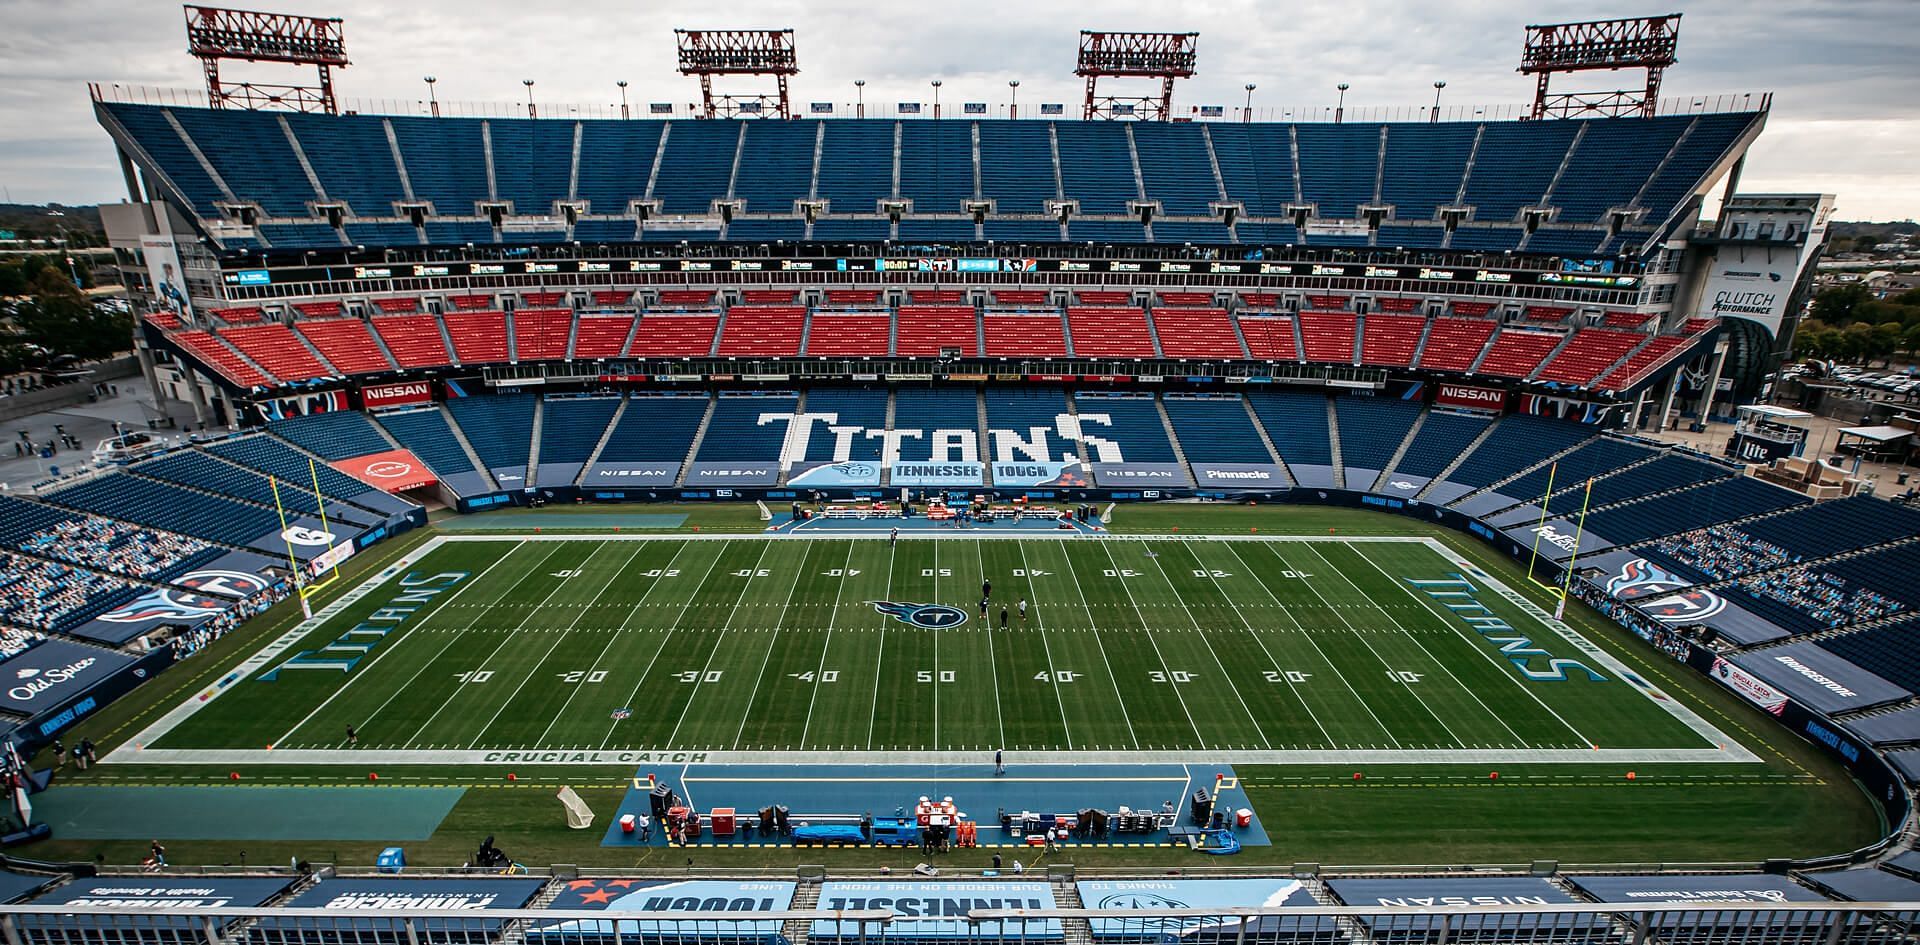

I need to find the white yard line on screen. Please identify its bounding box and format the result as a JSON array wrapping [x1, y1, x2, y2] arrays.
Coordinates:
[[798, 540, 857, 748], [1296, 541, 1529, 749], [466, 541, 644, 749], [1013, 540, 1075, 750], [863, 541, 897, 750], [405, 541, 611, 747], [273, 540, 546, 749], [1051, 541, 1140, 749], [1262, 541, 1467, 749], [1182, 542, 1336, 748], [975, 539, 1008, 752], [1091, 540, 1207, 748], [663, 541, 776, 747], [532, 541, 692, 747], [594, 541, 731, 751], [1221, 541, 1401, 749], [731, 542, 813, 749], [1349, 541, 1592, 749], [1132, 540, 1272, 749]]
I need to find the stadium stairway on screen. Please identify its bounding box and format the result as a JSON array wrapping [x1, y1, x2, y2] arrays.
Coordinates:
[[1370, 405, 1429, 492], [1325, 396, 1346, 488], [976, 389, 994, 488], [1154, 395, 1191, 476], [673, 395, 719, 488], [1060, 396, 1093, 467], [440, 406, 501, 492], [1437, 423, 1598, 508], [775, 390, 810, 487], [1244, 395, 1296, 484], [880, 389, 898, 487], [524, 398, 546, 488], [289, 325, 340, 375], [782, 880, 821, 945], [573, 396, 629, 485], [1051, 876, 1095, 945]]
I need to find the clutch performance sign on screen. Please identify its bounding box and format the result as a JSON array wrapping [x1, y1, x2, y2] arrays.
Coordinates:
[[332, 449, 436, 492]]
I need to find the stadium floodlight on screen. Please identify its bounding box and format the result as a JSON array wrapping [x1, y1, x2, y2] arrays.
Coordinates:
[[1519, 14, 1681, 119], [675, 28, 798, 119], [1075, 30, 1198, 121], [184, 5, 348, 114]]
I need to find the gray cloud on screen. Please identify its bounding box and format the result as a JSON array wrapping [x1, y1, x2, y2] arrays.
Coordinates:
[[1, 0, 1915, 217]]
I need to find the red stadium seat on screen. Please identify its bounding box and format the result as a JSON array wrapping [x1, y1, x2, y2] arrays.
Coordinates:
[[512, 309, 573, 361], [209, 306, 264, 324], [740, 289, 798, 305], [1152, 308, 1243, 359], [629, 314, 720, 356], [173, 329, 269, 387], [371, 297, 420, 314], [994, 290, 1050, 306], [1238, 316, 1298, 361], [1305, 294, 1351, 311], [804, 313, 892, 356], [1598, 335, 1696, 390], [1375, 297, 1421, 313], [573, 315, 637, 358], [825, 289, 882, 305], [293, 300, 344, 319], [1415, 318, 1497, 373], [983, 313, 1068, 357], [1525, 305, 1574, 324], [897, 306, 980, 356], [1535, 328, 1647, 385], [442, 311, 509, 364], [220, 323, 331, 382], [1299, 312, 1359, 363], [1241, 292, 1279, 308], [1601, 311, 1655, 329], [1067, 307, 1156, 358], [1360, 314, 1426, 368], [910, 290, 965, 304], [656, 290, 715, 307], [1158, 292, 1214, 307], [448, 293, 494, 311], [372, 314, 453, 368], [591, 289, 634, 307], [297, 318, 394, 374], [522, 291, 564, 307], [1450, 301, 1495, 318], [717, 307, 806, 356], [1477, 328, 1564, 379], [1075, 290, 1131, 306]]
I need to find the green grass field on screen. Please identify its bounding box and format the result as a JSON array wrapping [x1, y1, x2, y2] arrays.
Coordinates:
[[135, 533, 1733, 762], [42, 506, 1878, 869]]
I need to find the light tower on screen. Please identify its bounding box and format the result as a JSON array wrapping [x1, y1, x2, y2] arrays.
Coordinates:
[[183, 5, 348, 114], [675, 28, 799, 119], [1519, 14, 1681, 119], [1074, 30, 1198, 121]]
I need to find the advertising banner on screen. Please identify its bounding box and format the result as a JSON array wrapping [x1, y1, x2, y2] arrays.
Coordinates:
[[1076, 879, 1335, 941], [1498, 517, 1612, 561], [992, 461, 1090, 489], [1729, 643, 1910, 715], [139, 234, 194, 323], [360, 381, 433, 408], [788, 461, 883, 488], [246, 518, 354, 561], [1699, 262, 1794, 338], [1327, 877, 1606, 933], [582, 462, 682, 487], [331, 449, 437, 492], [1710, 656, 1790, 716], [683, 463, 780, 487], [812, 882, 1059, 941], [1189, 463, 1289, 490], [531, 879, 795, 943], [1435, 384, 1508, 412], [889, 462, 985, 487], [0, 640, 136, 715], [26, 876, 293, 930], [261, 878, 547, 936], [1091, 463, 1191, 487], [71, 588, 230, 645], [1569, 873, 1829, 906]]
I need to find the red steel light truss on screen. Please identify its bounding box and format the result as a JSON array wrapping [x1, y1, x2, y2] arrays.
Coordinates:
[[1075, 30, 1199, 121], [675, 28, 798, 119], [184, 5, 348, 114], [1519, 14, 1680, 119]]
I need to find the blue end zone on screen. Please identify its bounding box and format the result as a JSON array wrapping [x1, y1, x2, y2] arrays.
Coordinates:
[[603, 763, 1266, 848], [769, 515, 1103, 534]]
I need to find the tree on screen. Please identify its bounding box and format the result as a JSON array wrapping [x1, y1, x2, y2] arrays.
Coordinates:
[[1811, 284, 1872, 326], [1903, 323, 1920, 357]]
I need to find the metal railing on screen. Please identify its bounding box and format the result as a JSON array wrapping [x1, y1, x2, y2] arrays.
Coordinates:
[[2, 901, 1917, 945]]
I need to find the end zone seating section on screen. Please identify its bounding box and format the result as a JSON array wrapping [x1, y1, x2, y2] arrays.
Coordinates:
[[1393, 411, 1492, 479], [1579, 475, 1806, 546], [0, 552, 143, 633], [221, 323, 332, 382], [135, 450, 334, 520], [206, 434, 403, 513], [45, 472, 281, 546], [1445, 414, 1596, 488], [372, 315, 452, 368], [268, 410, 393, 460], [1416, 318, 1497, 372], [1488, 437, 1653, 508], [1333, 398, 1423, 476], [374, 408, 478, 476], [1822, 619, 1920, 695], [0, 495, 214, 582], [1544, 454, 1727, 514], [296, 319, 394, 374]]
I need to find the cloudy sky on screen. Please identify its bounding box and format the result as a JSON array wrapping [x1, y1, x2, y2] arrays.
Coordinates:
[[2, 0, 1916, 219]]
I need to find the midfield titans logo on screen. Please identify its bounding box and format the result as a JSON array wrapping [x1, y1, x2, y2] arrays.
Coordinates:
[[1606, 557, 1726, 623], [868, 601, 969, 629]]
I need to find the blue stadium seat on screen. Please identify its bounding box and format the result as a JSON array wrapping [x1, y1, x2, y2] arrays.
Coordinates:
[[1491, 437, 1653, 506], [445, 395, 537, 479], [1206, 124, 1293, 217], [985, 388, 1072, 464], [1246, 391, 1334, 468], [1072, 394, 1176, 462], [387, 116, 492, 215], [1162, 396, 1272, 464], [816, 122, 895, 215], [1131, 123, 1217, 216], [977, 121, 1058, 213], [1444, 414, 1595, 489], [259, 222, 344, 248], [487, 118, 577, 214], [892, 388, 981, 463], [734, 121, 819, 214], [1295, 124, 1381, 219], [343, 222, 420, 246], [898, 121, 975, 214], [45, 472, 282, 546], [1393, 410, 1493, 479], [282, 111, 409, 216], [727, 219, 808, 242], [597, 395, 711, 464], [168, 108, 320, 217], [1464, 121, 1579, 222], [376, 408, 479, 476], [1545, 454, 1728, 515], [1380, 123, 1477, 222], [695, 393, 798, 463], [100, 104, 228, 215], [799, 389, 888, 462], [270, 410, 394, 460], [1331, 397, 1423, 479], [423, 220, 495, 245], [576, 121, 665, 215]]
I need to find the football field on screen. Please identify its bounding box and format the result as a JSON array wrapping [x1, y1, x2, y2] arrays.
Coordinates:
[[122, 534, 1749, 766]]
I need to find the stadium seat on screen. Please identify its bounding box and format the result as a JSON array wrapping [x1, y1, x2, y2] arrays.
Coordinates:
[[172, 330, 269, 387], [1299, 312, 1359, 363], [220, 323, 333, 382], [1415, 318, 1497, 372], [1359, 314, 1427, 368], [1237, 316, 1299, 361], [983, 314, 1069, 357], [717, 307, 807, 357], [372, 315, 453, 369], [629, 314, 720, 357], [296, 319, 396, 374], [1151, 308, 1244, 359], [572, 315, 637, 358], [1476, 328, 1565, 379], [1066, 308, 1157, 358], [804, 313, 893, 357], [1535, 328, 1647, 385], [441, 311, 510, 364], [896, 307, 980, 357], [1162, 396, 1273, 464], [512, 309, 573, 361]]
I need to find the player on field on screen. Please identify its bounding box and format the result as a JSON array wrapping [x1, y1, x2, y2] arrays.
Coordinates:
[[1018, 597, 1028, 622], [1000, 605, 1009, 629], [982, 578, 991, 599]]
